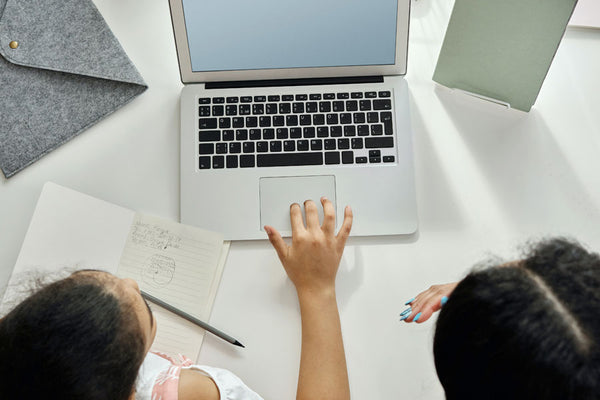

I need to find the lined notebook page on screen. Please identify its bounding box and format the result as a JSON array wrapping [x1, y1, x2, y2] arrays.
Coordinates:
[[117, 213, 229, 359]]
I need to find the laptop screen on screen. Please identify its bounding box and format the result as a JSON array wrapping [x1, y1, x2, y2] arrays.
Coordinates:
[[181, 0, 399, 73]]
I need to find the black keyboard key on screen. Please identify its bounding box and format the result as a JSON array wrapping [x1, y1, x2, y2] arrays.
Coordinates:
[[306, 102, 318, 113], [378, 91, 391, 98], [353, 112, 365, 124], [199, 156, 211, 169], [303, 127, 316, 138], [212, 155, 224, 169], [270, 141, 282, 152], [309, 93, 322, 100], [365, 137, 394, 148], [369, 150, 381, 157], [317, 126, 329, 137], [327, 114, 339, 125], [241, 96, 252, 103], [199, 118, 218, 129], [279, 103, 292, 114], [293, 102, 305, 113], [236, 129, 248, 141], [232, 117, 244, 128], [346, 100, 358, 111], [240, 155, 255, 168], [226, 96, 239, 103], [225, 105, 237, 116], [325, 151, 340, 165], [351, 138, 363, 149], [199, 106, 211, 116], [229, 142, 241, 153], [357, 125, 370, 136], [359, 100, 372, 111], [319, 101, 332, 113], [239, 104, 251, 115], [246, 116, 258, 127], [222, 130, 234, 141], [266, 103, 278, 114], [383, 155, 395, 163], [199, 143, 214, 154], [369, 156, 381, 163], [343, 126, 356, 137], [213, 97, 225, 104], [268, 95, 281, 102], [257, 141, 268, 152], [295, 94, 308, 101], [333, 101, 345, 112], [300, 114, 312, 126], [297, 140, 309, 151], [219, 117, 231, 129], [290, 128, 302, 138], [371, 124, 384, 135], [257, 152, 323, 167], [226, 155, 238, 168], [273, 115, 285, 127], [263, 128, 275, 140], [313, 114, 325, 125], [310, 139, 323, 150], [337, 138, 350, 149], [373, 99, 392, 110], [330, 126, 343, 137], [342, 151, 354, 164], [259, 116, 272, 127], [381, 112, 393, 134], [367, 112, 379, 123], [286, 115, 299, 126], [216, 143, 228, 154], [356, 156, 368, 163], [351, 92, 363, 99], [282, 95, 294, 101], [254, 96, 266, 102], [324, 93, 335, 99], [252, 104, 264, 115], [284, 140, 296, 151], [199, 130, 220, 142], [340, 113, 352, 125], [199, 97, 211, 104], [276, 128, 289, 139], [250, 129, 261, 140], [337, 92, 349, 99], [212, 105, 224, 116], [324, 139, 336, 150], [365, 92, 377, 98]]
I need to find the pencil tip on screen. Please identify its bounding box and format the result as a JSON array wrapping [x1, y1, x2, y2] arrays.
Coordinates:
[[235, 341, 245, 348]]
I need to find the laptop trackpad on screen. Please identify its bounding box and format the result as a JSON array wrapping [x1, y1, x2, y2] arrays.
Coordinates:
[[259, 175, 336, 236]]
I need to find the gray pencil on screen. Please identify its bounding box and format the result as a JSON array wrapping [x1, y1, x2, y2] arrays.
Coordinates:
[[141, 290, 244, 348]]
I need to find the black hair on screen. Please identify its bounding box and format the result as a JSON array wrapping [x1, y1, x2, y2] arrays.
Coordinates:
[[433, 238, 600, 400], [0, 273, 146, 399]]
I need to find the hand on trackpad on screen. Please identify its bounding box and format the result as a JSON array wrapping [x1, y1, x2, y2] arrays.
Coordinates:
[[259, 175, 336, 236]]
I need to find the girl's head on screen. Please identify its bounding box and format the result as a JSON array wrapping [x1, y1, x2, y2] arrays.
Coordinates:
[[434, 238, 600, 400], [0, 270, 156, 400]]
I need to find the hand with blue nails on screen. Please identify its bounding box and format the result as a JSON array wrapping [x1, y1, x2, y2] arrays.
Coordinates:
[[400, 282, 458, 323]]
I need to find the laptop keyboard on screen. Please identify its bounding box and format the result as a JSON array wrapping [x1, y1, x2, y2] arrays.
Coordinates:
[[197, 90, 396, 169]]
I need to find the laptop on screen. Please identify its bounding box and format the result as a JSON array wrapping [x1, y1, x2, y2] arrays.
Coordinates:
[[169, 0, 417, 240]]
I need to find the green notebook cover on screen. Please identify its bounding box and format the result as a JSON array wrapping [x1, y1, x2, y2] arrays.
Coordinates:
[[433, 0, 577, 112]]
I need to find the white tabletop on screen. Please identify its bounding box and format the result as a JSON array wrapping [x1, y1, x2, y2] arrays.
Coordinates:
[[1, 0, 599, 399]]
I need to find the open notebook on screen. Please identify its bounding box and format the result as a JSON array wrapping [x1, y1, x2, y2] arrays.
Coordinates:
[[1, 182, 230, 361]]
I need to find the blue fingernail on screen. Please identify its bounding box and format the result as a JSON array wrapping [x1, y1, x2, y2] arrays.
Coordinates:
[[400, 308, 411, 316], [413, 312, 422, 322], [441, 296, 448, 306], [404, 297, 415, 305], [399, 310, 412, 321]]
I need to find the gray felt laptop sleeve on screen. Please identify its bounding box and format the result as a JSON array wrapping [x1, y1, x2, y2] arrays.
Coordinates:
[[0, 0, 147, 178]]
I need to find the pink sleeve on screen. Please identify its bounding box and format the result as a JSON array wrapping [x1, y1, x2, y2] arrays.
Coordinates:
[[151, 353, 195, 400]]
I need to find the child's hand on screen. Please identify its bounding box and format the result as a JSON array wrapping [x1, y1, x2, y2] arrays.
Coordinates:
[[400, 282, 458, 323], [265, 198, 352, 296]]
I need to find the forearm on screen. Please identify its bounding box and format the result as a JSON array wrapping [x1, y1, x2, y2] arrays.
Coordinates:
[[296, 288, 350, 400]]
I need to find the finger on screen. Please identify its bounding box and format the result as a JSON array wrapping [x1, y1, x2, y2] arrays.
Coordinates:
[[405, 292, 442, 323], [290, 203, 305, 237], [304, 200, 320, 231], [320, 197, 336, 235], [335, 206, 353, 250], [264, 225, 289, 263]]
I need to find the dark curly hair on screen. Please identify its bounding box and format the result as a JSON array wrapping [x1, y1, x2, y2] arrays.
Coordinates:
[[434, 238, 600, 400], [0, 272, 146, 399]]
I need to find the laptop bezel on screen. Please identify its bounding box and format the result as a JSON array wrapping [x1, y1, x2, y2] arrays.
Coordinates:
[[168, 0, 410, 84]]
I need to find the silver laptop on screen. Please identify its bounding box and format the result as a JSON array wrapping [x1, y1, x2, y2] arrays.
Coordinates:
[[169, 0, 417, 240]]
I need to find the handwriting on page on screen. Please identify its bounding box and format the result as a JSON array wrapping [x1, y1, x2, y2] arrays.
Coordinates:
[[117, 213, 225, 358]]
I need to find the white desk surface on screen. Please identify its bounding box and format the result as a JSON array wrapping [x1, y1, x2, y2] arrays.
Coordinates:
[[1, 1, 599, 399]]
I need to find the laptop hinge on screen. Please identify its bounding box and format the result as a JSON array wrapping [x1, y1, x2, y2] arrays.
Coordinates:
[[205, 75, 384, 90]]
